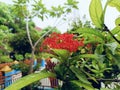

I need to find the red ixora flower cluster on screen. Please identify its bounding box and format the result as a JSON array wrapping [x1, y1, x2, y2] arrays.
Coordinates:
[[40, 32, 84, 52]]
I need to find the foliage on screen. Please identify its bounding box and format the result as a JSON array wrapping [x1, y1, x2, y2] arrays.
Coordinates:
[[0, 28, 13, 56], [11, 62, 30, 76], [0, 1, 35, 62], [15, 54, 24, 61], [68, 0, 120, 89], [41, 49, 97, 90], [5, 0, 120, 90], [9, 30, 41, 56], [108, 0, 120, 12], [0, 2, 35, 33], [0, 55, 13, 63], [25, 53, 32, 59], [68, 17, 92, 32], [10, 0, 79, 75], [89, 0, 104, 29], [0, 2, 13, 31], [5, 70, 55, 90]]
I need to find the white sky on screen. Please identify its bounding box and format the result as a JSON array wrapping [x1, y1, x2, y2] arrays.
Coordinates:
[[0, 0, 119, 33]]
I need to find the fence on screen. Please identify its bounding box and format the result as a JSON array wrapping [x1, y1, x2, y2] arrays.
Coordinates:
[[0, 72, 5, 90], [37, 78, 62, 90], [0, 70, 22, 90]]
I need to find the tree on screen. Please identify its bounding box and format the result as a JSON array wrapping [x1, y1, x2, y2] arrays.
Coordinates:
[[11, 0, 79, 74], [9, 30, 41, 57], [0, 20, 14, 56], [0, 2, 36, 33], [0, 2, 13, 30]]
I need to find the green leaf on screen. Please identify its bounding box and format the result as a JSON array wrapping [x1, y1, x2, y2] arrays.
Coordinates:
[[107, 26, 120, 40], [84, 38, 103, 44], [71, 54, 98, 63], [53, 49, 70, 61], [115, 17, 120, 26], [82, 70, 98, 83], [5, 71, 56, 90], [102, 1, 109, 26], [61, 81, 82, 90], [95, 44, 104, 54], [66, 0, 79, 9], [108, 0, 120, 12], [75, 28, 105, 41], [71, 80, 95, 90], [70, 66, 91, 85], [54, 64, 68, 81], [85, 65, 99, 74], [78, 54, 98, 59], [89, 0, 103, 28], [113, 54, 120, 69], [101, 88, 112, 90], [40, 52, 61, 61], [105, 42, 118, 55]]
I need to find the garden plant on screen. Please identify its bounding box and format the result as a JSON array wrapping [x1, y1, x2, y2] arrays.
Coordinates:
[[5, 0, 120, 90]]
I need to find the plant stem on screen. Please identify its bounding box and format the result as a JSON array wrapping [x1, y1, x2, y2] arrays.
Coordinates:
[[88, 78, 120, 82], [104, 24, 120, 44]]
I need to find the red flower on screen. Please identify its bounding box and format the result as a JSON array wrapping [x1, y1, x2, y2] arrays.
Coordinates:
[[40, 32, 84, 52]]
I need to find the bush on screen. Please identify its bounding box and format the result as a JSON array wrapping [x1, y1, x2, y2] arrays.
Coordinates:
[[0, 55, 13, 63]]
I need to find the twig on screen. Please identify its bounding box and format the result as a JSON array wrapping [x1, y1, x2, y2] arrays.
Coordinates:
[[88, 78, 120, 82], [104, 24, 120, 44]]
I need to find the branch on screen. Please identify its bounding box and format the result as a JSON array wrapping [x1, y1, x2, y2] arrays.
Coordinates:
[[33, 14, 67, 48], [21, 3, 34, 49], [88, 78, 120, 82], [34, 26, 54, 48], [104, 24, 120, 44], [26, 16, 34, 48]]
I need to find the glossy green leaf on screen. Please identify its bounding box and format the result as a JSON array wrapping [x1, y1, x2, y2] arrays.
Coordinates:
[[75, 28, 105, 41], [102, 1, 109, 25], [72, 54, 98, 62], [108, 0, 120, 12], [78, 54, 98, 59], [70, 66, 91, 85], [71, 80, 95, 90], [112, 54, 120, 69], [95, 44, 104, 54], [53, 49, 70, 61], [107, 26, 120, 40], [54, 64, 68, 80], [40, 52, 61, 61], [115, 17, 120, 26], [84, 38, 103, 44], [100, 88, 112, 90], [89, 0, 103, 28], [83, 70, 98, 83], [5, 71, 56, 90]]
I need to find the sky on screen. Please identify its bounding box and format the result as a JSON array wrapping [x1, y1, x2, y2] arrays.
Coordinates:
[[0, 0, 119, 33]]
